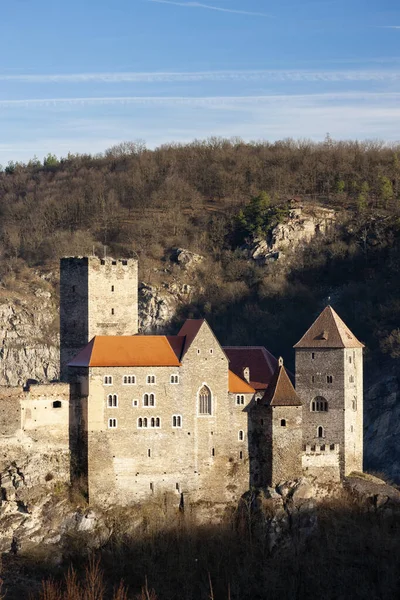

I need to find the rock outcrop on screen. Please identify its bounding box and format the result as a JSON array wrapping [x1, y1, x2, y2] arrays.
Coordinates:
[[248, 205, 336, 263]]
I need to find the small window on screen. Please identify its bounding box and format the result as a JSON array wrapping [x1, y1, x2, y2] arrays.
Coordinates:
[[312, 352, 315, 359], [236, 395, 245, 405], [197, 349, 200, 355], [146, 375, 156, 384], [170, 375, 179, 384], [211, 448, 215, 457], [280, 419, 286, 427], [239, 451, 243, 460], [352, 396, 357, 411], [330, 443, 335, 450], [349, 355, 352, 364], [104, 376, 113, 385], [351, 425, 354, 433], [100, 259, 105, 265], [112, 260, 117, 265], [317, 426, 324, 438], [238, 430, 244, 441], [176, 482, 180, 491], [327, 375, 333, 384], [111, 308, 115, 315], [172, 415, 182, 428], [53, 400, 62, 409], [108, 418, 117, 428], [311, 397, 328, 412], [311, 375, 315, 383], [72, 285, 76, 293], [151, 417, 155, 428], [209, 349, 213, 354], [122, 260, 128, 265], [143, 417, 148, 428], [137, 417, 143, 428], [349, 375, 354, 383], [150, 482, 153, 491], [148, 449, 151, 457], [143, 393, 155, 407], [123, 375, 136, 385], [107, 394, 118, 408], [111, 285, 114, 292]]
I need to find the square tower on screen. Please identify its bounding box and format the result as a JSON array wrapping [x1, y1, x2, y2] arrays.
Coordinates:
[[60, 256, 138, 381], [294, 306, 364, 477]]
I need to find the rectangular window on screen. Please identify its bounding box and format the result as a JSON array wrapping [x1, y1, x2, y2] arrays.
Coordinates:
[[108, 418, 117, 428], [111, 285, 114, 292], [312, 352, 315, 359], [111, 308, 115, 315]]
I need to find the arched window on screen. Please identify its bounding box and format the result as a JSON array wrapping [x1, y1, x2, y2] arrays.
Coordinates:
[[138, 418, 143, 428], [238, 430, 244, 441], [170, 375, 179, 384], [147, 375, 156, 384], [199, 385, 212, 415], [123, 375, 136, 385], [236, 395, 245, 405], [280, 419, 286, 427], [149, 393, 155, 406], [151, 417, 155, 428], [317, 426, 325, 438], [143, 417, 148, 428], [311, 397, 328, 412], [143, 393, 149, 406], [108, 418, 117, 428], [155, 417, 160, 428], [104, 376, 113, 385], [327, 375, 333, 384], [107, 394, 118, 408]]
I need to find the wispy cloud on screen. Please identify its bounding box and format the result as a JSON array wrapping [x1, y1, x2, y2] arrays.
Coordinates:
[[1, 92, 400, 109], [146, 0, 272, 18], [1, 69, 400, 83], [380, 26, 400, 29]]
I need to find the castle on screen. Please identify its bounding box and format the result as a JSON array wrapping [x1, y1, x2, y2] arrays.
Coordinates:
[[0, 256, 364, 506]]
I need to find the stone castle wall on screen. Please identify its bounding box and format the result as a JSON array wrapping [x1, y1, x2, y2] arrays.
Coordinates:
[[83, 323, 254, 506], [344, 348, 363, 474], [60, 257, 138, 380]]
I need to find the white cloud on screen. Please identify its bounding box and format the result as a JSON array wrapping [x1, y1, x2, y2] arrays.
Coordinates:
[[146, 0, 272, 17], [1, 69, 400, 84]]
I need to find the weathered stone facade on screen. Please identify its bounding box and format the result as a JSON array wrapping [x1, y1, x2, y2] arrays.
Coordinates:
[[60, 256, 138, 380], [0, 257, 364, 508]]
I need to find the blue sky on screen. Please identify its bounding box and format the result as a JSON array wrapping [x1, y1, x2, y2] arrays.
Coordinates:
[[1, 0, 400, 164]]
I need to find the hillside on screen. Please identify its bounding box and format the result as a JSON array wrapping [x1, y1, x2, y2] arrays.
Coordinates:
[[0, 137, 399, 481]]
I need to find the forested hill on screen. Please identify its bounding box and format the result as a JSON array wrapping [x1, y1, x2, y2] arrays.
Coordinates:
[[1, 137, 400, 371]]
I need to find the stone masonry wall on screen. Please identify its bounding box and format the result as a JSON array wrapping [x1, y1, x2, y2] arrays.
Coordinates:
[[83, 322, 255, 506], [296, 348, 345, 479], [271, 405, 303, 486], [344, 347, 363, 474]]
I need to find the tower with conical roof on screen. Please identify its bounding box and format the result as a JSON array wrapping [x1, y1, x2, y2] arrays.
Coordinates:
[[294, 306, 364, 478], [256, 357, 303, 486]]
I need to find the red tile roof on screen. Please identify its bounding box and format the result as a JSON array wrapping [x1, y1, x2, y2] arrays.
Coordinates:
[[69, 336, 182, 367], [228, 370, 255, 394], [262, 362, 301, 407], [294, 306, 364, 349], [223, 346, 278, 390]]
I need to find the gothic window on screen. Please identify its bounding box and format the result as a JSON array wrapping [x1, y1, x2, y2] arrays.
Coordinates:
[[170, 375, 179, 384], [327, 375, 333, 384], [108, 418, 117, 428], [123, 375, 136, 385], [236, 395, 245, 405], [172, 415, 182, 428], [317, 426, 325, 438], [198, 385, 212, 415], [280, 419, 286, 427], [104, 376, 113, 385], [238, 430, 244, 441], [53, 401, 62, 408], [107, 394, 118, 408], [311, 397, 328, 412], [143, 393, 155, 407], [147, 375, 156, 384]]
